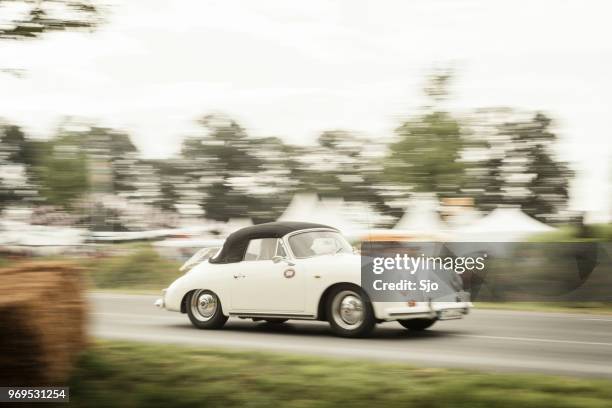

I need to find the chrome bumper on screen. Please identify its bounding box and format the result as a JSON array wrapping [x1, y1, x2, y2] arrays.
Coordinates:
[[378, 299, 472, 321], [154, 289, 167, 309]]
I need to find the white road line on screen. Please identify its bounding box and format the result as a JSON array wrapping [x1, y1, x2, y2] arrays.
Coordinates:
[[455, 334, 612, 347], [92, 312, 180, 320], [89, 293, 157, 300], [582, 318, 612, 322]]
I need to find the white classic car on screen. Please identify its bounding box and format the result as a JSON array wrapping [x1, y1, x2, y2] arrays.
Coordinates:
[[156, 221, 471, 337]]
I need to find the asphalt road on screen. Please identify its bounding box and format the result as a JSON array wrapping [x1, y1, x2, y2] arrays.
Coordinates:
[[90, 293, 612, 378]]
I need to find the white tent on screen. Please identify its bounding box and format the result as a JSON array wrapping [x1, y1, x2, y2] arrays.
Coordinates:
[[394, 193, 445, 234], [278, 193, 371, 239], [313, 197, 368, 236], [0, 220, 87, 255], [456, 207, 555, 242]]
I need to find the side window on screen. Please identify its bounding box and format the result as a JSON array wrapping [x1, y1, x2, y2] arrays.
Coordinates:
[[243, 238, 278, 261], [276, 240, 287, 258]]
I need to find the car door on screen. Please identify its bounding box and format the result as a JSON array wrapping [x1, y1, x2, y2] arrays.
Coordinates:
[[230, 238, 305, 313]]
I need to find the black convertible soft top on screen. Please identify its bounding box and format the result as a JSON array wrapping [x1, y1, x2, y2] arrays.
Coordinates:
[[210, 221, 336, 264]]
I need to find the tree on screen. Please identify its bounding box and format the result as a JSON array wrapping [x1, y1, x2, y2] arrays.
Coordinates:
[[181, 114, 268, 222], [463, 111, 572, 221], [523, 143, 571, 220], [81, 126, 138, 195], [144, 159, 185, 213], [0, 123, 40, 210], [384, 73, 465, 198], [13, 122, 138, 210], [463, 157, 504, 213], [500, 113, 571, 220], [291, 130, 395, 221], [34, 135, 89, 209], [1, 125, 28, 163], [0, 0, 100, 40]]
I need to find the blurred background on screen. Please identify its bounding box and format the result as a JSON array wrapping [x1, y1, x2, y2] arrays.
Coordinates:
[[1, 0, 611, 289], [1, 1, 612, 404]]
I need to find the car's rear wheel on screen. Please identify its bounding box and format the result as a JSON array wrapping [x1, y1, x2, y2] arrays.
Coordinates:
[[187, 289, 228, 329], [327, 285, 375, 338], [398, 318, 437, 331]]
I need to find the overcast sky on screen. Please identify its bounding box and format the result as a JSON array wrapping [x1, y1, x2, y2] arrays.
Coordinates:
[[0, 0, 610, 219]]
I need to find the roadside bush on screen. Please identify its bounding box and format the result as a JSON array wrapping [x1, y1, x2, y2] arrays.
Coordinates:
[[86, 244, 181, 290], [530, 224, 612, 242]]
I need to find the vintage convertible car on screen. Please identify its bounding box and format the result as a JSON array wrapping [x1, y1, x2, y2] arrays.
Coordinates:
[[155, 221, 471, 337]]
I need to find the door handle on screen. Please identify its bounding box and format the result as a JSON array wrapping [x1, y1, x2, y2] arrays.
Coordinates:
[[233, 273, 245, 279]]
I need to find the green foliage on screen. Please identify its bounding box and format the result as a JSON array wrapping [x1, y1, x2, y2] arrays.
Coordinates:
[[386, 111, 465, 196], [293, 131, 393, 217], [464, 112, 572, 220], [85, 244, 181, 290], [529, 224, 612, 242], [0, 124, 39, 209], [3, 124, 142, 210], [33, 136, 89, 209], [501, 113, 572, 220], [1, 125, 30, 164], [383, 73, 466, 199], [68, 341, 612, 408], [84, 127, 138, 194], [475, 302, 612, 314], [144, 159, 184, 213], [463, 157, 504, 213], [523, 143, 571, 220], [181, 114, 289, 222], [0, 72, 575, 225]]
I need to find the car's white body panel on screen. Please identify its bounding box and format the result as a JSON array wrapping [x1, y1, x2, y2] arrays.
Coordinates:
[[164, 252, 361, 316], [159, 228, 471, 322]]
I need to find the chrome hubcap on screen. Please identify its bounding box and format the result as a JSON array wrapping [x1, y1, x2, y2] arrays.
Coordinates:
[[191, 290, 217, 321], [332, 290, 364, 329]]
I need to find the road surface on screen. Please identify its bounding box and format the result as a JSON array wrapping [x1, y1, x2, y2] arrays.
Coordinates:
[[90, 293, 612, 378]]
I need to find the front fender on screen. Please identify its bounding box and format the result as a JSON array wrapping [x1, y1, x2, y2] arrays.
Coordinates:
[[301, 254, 362, 317], [164, 263, 231, 315]]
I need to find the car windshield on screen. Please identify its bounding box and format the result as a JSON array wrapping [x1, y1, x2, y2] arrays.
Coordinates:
[[288, 230, 352, 258], [181, 246, 221, 271]]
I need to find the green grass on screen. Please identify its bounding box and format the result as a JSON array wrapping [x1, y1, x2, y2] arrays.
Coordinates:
[[529, 223, 612, 242], [0, 243, 181, 292], [82, 243, 181, 290], [0, 255, 14, 269], [475, 302, 612, 315], [66, 341, 612, 408]]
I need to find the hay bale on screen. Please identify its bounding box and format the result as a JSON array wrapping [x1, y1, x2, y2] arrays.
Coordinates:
[[0, 262, 87, 386]]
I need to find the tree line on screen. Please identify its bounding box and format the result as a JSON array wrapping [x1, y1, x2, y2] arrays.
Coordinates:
[[0, 74, 573, 229]]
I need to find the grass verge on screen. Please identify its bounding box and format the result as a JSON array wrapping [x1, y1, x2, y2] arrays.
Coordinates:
[[66, 340, 612, 408], [475, 302, 612, 315], [0, 243, 181, 292]]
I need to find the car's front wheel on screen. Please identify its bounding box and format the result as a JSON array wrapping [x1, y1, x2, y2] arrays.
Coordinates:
[[187, 289, 228, 329], [326, 285, 376, 338], [398, 318, 437, 331]]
